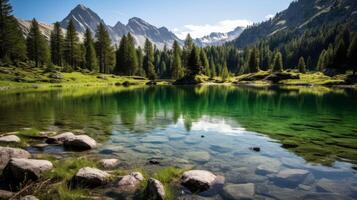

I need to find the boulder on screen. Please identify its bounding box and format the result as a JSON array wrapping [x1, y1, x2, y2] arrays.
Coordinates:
[[0, 147, 31, 170], [63, 135, 97, 151], [116, 172, 144, 191], [316, 178, 350, 194], [72, 167, 110, 188], [223, 183, 255, 200], [146, 178, 165, 200], [255, 159, 281, 175], [181, 170, 224, 193], [46, 132, 75, 144], [20, 195, 39, 200], [185, 151, 210, 163], [2, 158, 53, 183], [99, 159, 120, 169], [0, 135, 21, 143], [0, 189, 14, 199], [272, 169, 310, 188]]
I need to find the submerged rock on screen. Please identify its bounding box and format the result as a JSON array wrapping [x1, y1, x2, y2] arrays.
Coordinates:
[[146, 178, 165, 200], [63, 135, 97, 151], [316, 178, 350, 194], [46, 132, 75, 144], [222, 183, 255, 200], [2, 158, 53, 183], [181, 170, 224, 193], [99, 158, 120, 169], [0, 147, 31, 170], [272, 169, 310, 188], [0, 135, 21, 143], [72, 167, 110, 188], [20, 195, 39, 200], [140, 136, 169, 144], [116, 172, 144, 191], [185, 151, 210, 163], [255, 159, 281, 175]]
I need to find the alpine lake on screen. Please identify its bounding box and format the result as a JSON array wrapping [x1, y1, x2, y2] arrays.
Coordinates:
[[0, 85, 357, 199]]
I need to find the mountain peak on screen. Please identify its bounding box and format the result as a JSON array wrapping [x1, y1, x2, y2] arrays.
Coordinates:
[[75, 4, 88, 10]]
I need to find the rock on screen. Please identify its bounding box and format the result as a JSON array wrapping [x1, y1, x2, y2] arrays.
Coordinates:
[[222, 183, 255, 200], [63, 135, 97, 151], [0, 135, 21, 143], [46, 132, 75, 144], [146, 178, 165, 200], [298, 184, 312, 191], [316, 178, 350, 194], [272, 169, 310, 188], [0, 147, 31, 170], [265, 72, 300, 83], [3, 158, 53, 183], [32, 143, 49, 149], [140, 136, 169, 144], [48, 72, 63, 79], [20, 195, 39, 200], [99, 159, 119, 169], [249, 147, 261, 152], [72, 167, 110, 188], [0, 189, 14, 199], [117, 172, 144, 191], [185, 151, 210, 163], [255, 159, 281, 175], [181, 170, 224, 193], [210, 144, 232, 153], [168, 134, 185, 140], [184, 136, 203, 145]]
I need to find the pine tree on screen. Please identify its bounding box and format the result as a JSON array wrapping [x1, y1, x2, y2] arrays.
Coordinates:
[[96, 23, 115, 73], [221, 62, 229, 81], [272, 51, 283, 72], [64, 19, 80, 68], [143, 38, 156, 80], [333, 39, 346, 71], [136, 47, 145, 76], [248, 47, 260, 73], [50, 22, 64, 66], [209, 57, 216, 78], [126, 33, 139, 75], [199, 49, 209, 76], [26, 18, 50, 67], [188, 46, 201, 75], [0, 0, 26, 62], [317, 50, 327, 71], [297, 56, 306, 73], [83, 28, 97, 71], [183, 34, 194, 68], [171, 40, 184, 79], [348, 34, 357, 75], [115, 35, 127, 75]]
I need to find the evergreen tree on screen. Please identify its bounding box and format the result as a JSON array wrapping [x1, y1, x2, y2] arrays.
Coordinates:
[[317, 50, 327, 71], [143, 38, 156, 80], [136, 47, 145, 76], [209, 57, 216, 78], [183, 34, 194, 67], [297, 56, 306, 73], [348, 34, 357, 75], [199, 49, 209, 76], [64, 19, 80, 68], [115, 35, 127, 74], [0, 0, 26, 62], [272, 51, 283, 72], [83, 28, 97, 71], [248, 47, 260, 73], [188, 46, 201, 75], [333, 38, 346, 71], [50, 22, 64, 66], [325, 45, 334, 69], [96, 23, 115, 73], [221, 62, 229, 81], [126, 33, 139, 75], [26, 18, 50, 67]]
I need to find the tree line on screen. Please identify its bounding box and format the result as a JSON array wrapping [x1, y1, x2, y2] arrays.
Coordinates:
[[1, 0, 356, 80]]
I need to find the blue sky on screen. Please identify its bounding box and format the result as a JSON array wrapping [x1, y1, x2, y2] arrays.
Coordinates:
[[11, 0, 293, 39]]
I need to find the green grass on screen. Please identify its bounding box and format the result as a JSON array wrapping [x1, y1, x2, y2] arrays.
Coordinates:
[[17, 128, 41, 137]]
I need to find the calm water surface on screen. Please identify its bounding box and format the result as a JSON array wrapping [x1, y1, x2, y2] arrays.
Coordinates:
[[0, 86, 357, 199]]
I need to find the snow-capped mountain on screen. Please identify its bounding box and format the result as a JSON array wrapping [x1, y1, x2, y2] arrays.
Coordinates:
[[195, 27, 244, 47], [58, 4, 181, 49]]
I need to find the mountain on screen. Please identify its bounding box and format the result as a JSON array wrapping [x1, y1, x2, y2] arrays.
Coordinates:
[[58, 4, 181, 49], [233, 0, 357, 48], [195, 27, 244, 47]]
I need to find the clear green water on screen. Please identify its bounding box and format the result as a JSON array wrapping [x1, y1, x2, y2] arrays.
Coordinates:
[[0, 86, 357, 199]]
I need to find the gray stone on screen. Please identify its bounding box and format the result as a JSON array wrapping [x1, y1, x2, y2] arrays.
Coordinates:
[[316, 178, 350, 194], [181, 170, 224, 193], [298, 184, 312, 191], [0, 189, 14, 199], [272, 169, 310, 188], [184, 136, 203, 144], [117, 172, 144, 191], [168, 134, 185, 140], [140, 136, 169, 144], [0, 147, 31, 170], [0, 135, 21, 143], [63, 135, 97, 150], [146, 178, 165, 200], [210, 144, 232, 153], [255, 159, 281, 175], [46, 132, 75, 144], [99, 159, 120, 169], [32, 143, 49, 148], [223, 183, 255, 200], [185, 151, 210, 163], [3, 158, 53, 182], [72, 167, 110, 188], [20, 195, 39, 200]]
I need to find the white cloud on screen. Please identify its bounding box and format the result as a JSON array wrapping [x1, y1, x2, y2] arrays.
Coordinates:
[[174, 19, 252, 40], [265, 14, 275, 19]]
